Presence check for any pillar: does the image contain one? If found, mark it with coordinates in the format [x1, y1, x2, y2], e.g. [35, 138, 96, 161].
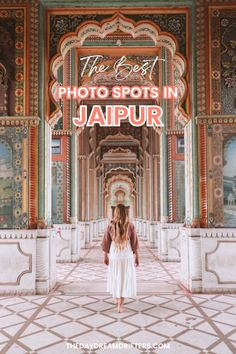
[36, 3, 56, 294]
[69, 48, 80, 260]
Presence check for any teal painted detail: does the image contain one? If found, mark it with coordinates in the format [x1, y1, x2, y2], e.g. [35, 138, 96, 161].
[70, 133, 77, 218]
[52, 161, 64, 223]
[70, 48, 77, 219]
[38, 3, 46, 219]
[189, 1, 199, 221]
[0, 128, 27, 229]
[161, 48, 168, 219]
[54, 66, 63, 130]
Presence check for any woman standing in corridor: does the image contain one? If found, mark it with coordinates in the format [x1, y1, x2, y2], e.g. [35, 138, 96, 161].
[101, 204, 139, 313]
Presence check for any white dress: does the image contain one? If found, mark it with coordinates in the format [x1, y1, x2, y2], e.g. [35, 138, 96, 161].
[107, 238, 137, 298]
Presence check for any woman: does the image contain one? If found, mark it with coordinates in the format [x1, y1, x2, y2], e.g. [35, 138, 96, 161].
[101, 204, 139, 313]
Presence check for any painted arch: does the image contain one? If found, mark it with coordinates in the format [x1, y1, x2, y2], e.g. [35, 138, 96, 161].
[49, 13, 188, 126]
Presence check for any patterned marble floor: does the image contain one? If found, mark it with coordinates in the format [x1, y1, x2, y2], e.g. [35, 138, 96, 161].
[0, 237, 236, 354]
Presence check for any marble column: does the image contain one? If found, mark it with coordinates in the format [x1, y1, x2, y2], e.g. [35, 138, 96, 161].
[36, 229, 56, 294]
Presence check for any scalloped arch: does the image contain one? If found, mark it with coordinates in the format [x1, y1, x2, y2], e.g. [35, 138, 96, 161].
[49, 13, 188, 126]
[104, 166, 136, 180]
[106, 174, 135, 196]
[105, 175, 135, 213]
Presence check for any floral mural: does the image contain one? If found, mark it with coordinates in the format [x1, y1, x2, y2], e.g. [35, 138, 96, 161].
[52, 161, 64, 224]
[211, 7, 236, 114]
[0, 127, 27, 229]
[224, 136, 236, 227]
[0, 138, 13, 228]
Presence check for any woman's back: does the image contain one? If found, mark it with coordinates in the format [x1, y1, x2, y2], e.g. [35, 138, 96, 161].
[101, 204, 139, 311]
[102, 221, 139, 255]
[109, 234, 133, 259]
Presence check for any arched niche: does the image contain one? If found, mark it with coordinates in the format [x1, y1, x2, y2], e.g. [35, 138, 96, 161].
[105, 175, 135, 220]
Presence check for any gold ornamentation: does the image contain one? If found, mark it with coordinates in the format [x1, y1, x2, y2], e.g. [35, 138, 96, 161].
[0, 117, 39, 127]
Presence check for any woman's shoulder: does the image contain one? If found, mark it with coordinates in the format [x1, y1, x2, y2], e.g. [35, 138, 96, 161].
[107, 222, 113, 229]
[108, 222, 116, 231]
[128, 221, 135, 230]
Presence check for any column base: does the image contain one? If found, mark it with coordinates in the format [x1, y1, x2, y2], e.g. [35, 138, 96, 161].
[180, 227, 236, 293]
[0, 229, 57, 296]
[158, 223, 182, 262]
[53, 224, 81, 263]
[54, 224, 72, 262]
[78, 222, 86, 249]
[36, 229, 57, 294]
[0, 230, 37, 295]
[85, 222, 91, 247]
[148, 222, 158, 248]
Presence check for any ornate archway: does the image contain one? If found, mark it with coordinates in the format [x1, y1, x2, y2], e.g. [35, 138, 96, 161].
[48, 12, 189, 225]
[105, 174, 135, 219]
[48, 13, 189, 126]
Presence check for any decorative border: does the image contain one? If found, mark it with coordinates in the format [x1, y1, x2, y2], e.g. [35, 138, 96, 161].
[196, 115, 236, 125]
[166, 130, 185, 135]
[0, 242, 32, 285]
[52, 161, 64, 223]
[205, 124, 236, 227]
[167, 135, 173, 221]
[205, 240, 236, 284]
[196, 0, 236, 116]
[0, 289, 35, 295]
[29, 0, 39, 116]
[211, 124, 224, 226]
[0, 116, 39, 126]
[197, 117, 236, 228]
[0, 6, 26, 115]
[0, 0, 39, 115]
[169, 230, 181, 258]
[199, 123, 208, 227]
[29, 126, 38, 224]
[52, 130, 72, 136]
[0, 230, 37, 239]
[209, 5, 236, 115]
[0, 126, 28, 229]
[0, 3, 39, 228]
[201, 229, 236, 238]
[173, 160, 185, 223]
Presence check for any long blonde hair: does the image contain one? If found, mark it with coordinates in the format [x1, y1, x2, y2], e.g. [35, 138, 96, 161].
[111, 204, 129, 249]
